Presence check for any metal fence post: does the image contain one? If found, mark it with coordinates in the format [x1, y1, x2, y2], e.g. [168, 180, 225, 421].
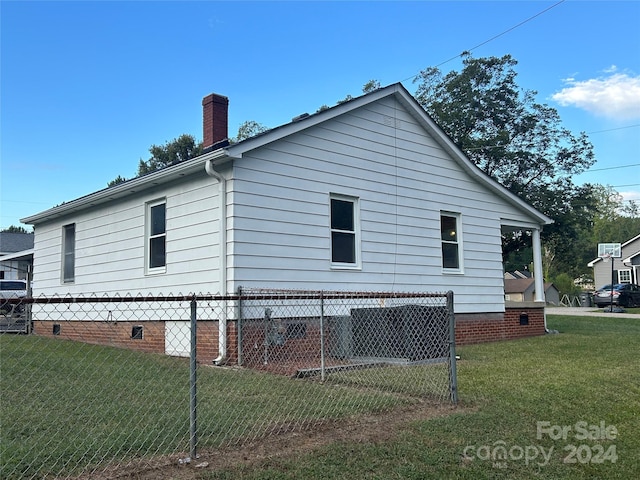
[447, 291, 458, 405]
[320, 291, 326, 382]
[237, 286, 243, 366]
[189, 296, 198, 460]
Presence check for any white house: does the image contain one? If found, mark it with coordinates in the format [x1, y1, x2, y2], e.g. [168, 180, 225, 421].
[22, 83, 553, 357]
[588, 234, 640, 288]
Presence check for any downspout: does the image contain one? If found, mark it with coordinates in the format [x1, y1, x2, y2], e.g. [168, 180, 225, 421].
[531, 228, 549, 332]
[205, 158, 228, 364]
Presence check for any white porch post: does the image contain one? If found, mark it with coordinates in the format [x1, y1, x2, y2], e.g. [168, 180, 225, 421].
[532, 228, 545, 302]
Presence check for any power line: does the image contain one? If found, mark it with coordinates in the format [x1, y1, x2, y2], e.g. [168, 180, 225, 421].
[402, 0, 566, 82]
[587, 125, 640, 135]
[586, 163, 640, 173]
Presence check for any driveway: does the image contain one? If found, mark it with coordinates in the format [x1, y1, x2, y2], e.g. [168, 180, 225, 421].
[545, 306, 638, 319]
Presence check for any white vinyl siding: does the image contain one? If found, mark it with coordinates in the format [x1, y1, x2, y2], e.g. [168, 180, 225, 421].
[29, 92, 544, 315]
[30, 175, 222, 296]
[226, 96, 522, 313]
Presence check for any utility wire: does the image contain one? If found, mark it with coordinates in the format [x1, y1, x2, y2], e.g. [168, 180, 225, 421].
[401, 0, 566, 82]
[587, 125, 640, 135]
[586, 163, 640, 173]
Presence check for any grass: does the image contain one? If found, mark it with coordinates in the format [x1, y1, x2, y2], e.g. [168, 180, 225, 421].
[2, 315, 638, 479]
[0, 336, 417, 479]
[200, 315, 640, 479]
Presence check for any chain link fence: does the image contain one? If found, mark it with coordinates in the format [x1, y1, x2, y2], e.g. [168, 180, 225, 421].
[1, 289, 456, 479]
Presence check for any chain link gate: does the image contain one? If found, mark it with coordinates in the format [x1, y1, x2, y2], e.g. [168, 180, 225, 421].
[0, 289, 456, 479]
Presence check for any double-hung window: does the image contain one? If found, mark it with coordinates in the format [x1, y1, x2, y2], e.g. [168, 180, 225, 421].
[440, 212, 462, 271]
[330, 194, 360, 268]
[62, 223, 75, 283]
[147, 200, 166, 273]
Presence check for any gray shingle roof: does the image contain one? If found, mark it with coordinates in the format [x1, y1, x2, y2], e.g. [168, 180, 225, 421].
[0, 233, 35, 254]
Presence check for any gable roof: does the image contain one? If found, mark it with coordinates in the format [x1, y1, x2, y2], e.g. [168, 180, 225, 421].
[504, 278, 536, 294]
[504, 278, 556, 294]
[504, 270, 532, 280]
[22, 83, 552, 227]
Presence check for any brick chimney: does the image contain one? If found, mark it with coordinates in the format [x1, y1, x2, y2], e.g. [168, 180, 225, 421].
[202, 93, 229, 149]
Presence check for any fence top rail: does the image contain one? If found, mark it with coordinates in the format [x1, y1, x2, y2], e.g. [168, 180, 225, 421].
[17, 290, 453, 305]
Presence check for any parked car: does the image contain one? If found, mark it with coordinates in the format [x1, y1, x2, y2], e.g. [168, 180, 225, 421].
[593, 283, 640, 308]
[0, 279, 27, 315]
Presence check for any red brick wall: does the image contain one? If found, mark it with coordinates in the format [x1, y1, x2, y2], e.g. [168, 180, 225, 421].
[454, 306, 545, 345]
[32, 320, 228, 365]
[31, 305, 545, 367]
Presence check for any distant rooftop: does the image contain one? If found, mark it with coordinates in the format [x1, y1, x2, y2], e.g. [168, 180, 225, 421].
[0, 232, 35, 254]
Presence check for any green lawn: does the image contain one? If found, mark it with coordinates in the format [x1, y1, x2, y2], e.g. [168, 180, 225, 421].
[0, 335, 424, 479]
[201, 315, 640, 479]
[2, 315, 638, 479]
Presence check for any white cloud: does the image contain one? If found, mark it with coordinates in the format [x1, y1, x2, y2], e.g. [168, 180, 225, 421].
[620, 190, 640, 203]
[552, 72, 640, 120]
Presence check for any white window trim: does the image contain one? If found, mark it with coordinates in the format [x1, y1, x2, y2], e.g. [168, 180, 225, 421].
[146, 199, 167, 275]
[330, 193, 361, 270]
[618, 269, 631, 284]
[440, 211, 464, 274]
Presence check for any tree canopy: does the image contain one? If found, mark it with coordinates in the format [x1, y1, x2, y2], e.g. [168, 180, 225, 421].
[233, 121, 268, 142]
[412, 54, 616, 280]
[137, 134, 203, 176]
[414, 54, 595, 211]
[1, 226, 32, 234]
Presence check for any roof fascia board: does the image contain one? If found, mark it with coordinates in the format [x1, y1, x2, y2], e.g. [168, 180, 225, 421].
[21, 149, 228, 224]
[0, 249, 34, 262]
[622, 234, 640, 247]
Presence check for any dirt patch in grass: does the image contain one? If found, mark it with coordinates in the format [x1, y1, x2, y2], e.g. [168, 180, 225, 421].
[91, 401, 463, 480]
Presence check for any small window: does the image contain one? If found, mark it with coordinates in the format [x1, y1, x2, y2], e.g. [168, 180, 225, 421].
[62, 224, 75, 283]
[440, 213, 462, 271]
[618, 270, 631, 284]
[330, 194, 360, 267]
[147, 200, 166, 272]
[131, 325, 144, 340]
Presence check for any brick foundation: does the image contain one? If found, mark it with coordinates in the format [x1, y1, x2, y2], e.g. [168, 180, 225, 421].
[31, 303, 545, 367]
[455, 302, 546, 345]
[31, 320, 233, 365]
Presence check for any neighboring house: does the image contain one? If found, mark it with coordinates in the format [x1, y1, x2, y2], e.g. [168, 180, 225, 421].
[21, 83, 553, 359]
[0, 232, 34, 281]
[504, 277, 560, 305]
[587, 234, 640, 288]
[504, 269, 532, 280]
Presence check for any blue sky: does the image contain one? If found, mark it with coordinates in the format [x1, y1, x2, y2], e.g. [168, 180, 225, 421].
[2, 0, 639, 230]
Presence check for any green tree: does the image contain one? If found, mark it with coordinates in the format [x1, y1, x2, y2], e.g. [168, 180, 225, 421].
[590, 185, 640, 245]
[552, 272, 580, 297]
[362, 80, 381, 93]
[413, 54, 597, 278]
[137, 134, 203, 176]
[1, 225, 31, 233]
[107, 175, 128, 188]
[414, 54, 595, 204]
[233, 121, 268, 142]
